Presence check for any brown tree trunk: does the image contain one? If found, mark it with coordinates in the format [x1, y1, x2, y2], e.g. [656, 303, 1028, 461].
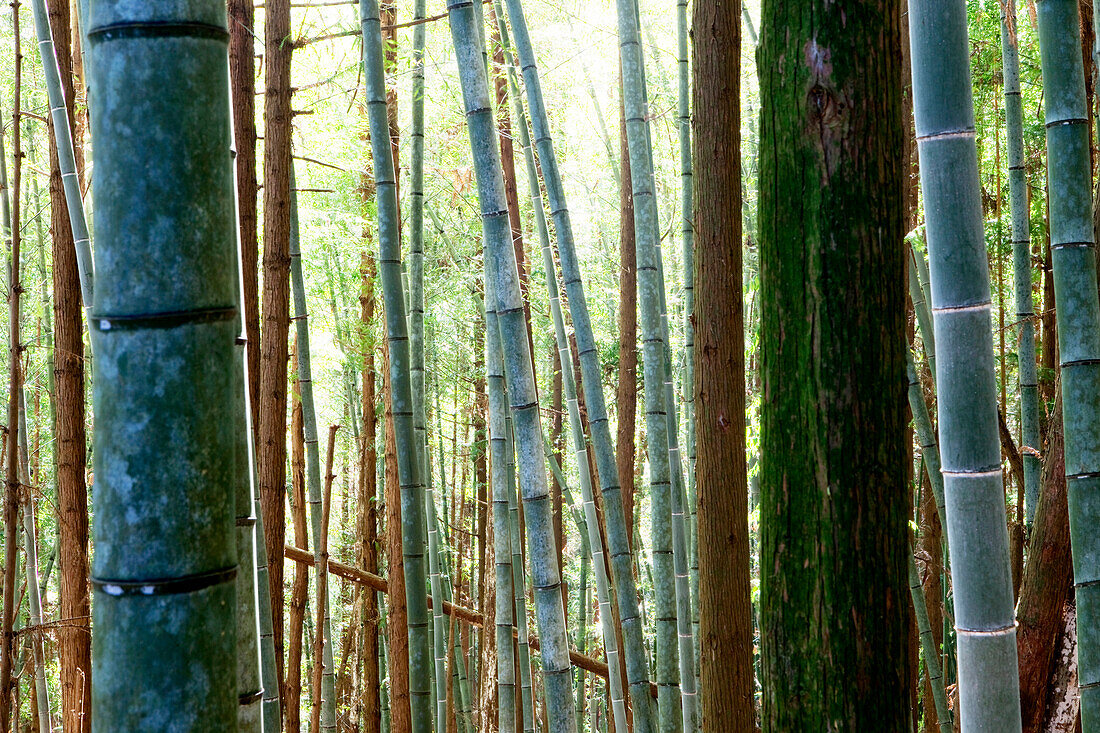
[692, 0, 754, 728]
[48, 1, 90, 729]
[382, 336, 412, 730]
[259, 0, 293, 703]
[359, 252, 381, 733]
[287, 346, 309, 733]
[615, 70, 638, 546]
[229, 0, 260, 432]
[1018, 398, 1072, 733]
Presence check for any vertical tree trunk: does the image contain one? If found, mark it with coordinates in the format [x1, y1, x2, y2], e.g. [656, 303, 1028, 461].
[46, 0, 90, 728]
[383, 338, 412, 731]
[759, 0, 911, 729]
[360, 253, 381, 733]
[229, 0, 260, 433]
[692, 0, 754, 729]
[615, 78, 637, 551]
[288, 366, 310, 733]
[259, 0, 293, 703]
[1017, 400, 1071, 732]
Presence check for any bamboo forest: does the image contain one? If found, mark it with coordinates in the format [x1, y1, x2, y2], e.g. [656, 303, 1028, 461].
[0, 0, 1100, 731]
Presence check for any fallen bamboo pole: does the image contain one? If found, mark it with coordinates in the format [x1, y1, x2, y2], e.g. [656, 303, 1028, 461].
[284, 544, 651, 690]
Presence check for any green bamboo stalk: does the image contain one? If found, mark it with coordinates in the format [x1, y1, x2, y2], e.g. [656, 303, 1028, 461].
[498, 0, 655, 728]
[490, 6, 629, 730]
[677, 0, 701, 697]
[426, 464, 448, 730]
[506, 402, 537, 733]
[254, 497, 282, 730]
[404, 1, 447, 726]
[907, 541, 952, 733]
[359, 3, 433, 728]
[906, 351, 946, 533]
[233, 199, 263, 733]
[86, 2, 239, 727]
[1034, 5, 1100, 726]
[30, 0, 93, 306]
[908, 0, 1022, 727]
[447, 3, 577, 730]
[289, 166, 336, 732]
[907, 242, 937, 381]
[999, 0, 1040, 529]
[486, 272, 518, 733]
[616, 0, 692, 727]
[17, 392, 52, 733]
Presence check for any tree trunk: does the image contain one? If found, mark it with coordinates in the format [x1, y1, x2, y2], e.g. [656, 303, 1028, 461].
[382, 337, 412, 731]
[692, 0, 754, 729]
[288, 370, 310, 733]
[359, 253, 381, 733]
[615, 73, 637, 551]
[759, 0, 911, 729]
[259, 0, 293, 703]
[229, 0, 260, 435]
[47, 0, 90, 728]
[1018, 399, 1071, 732]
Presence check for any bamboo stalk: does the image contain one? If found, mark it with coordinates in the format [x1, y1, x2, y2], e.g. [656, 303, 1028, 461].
[358, 4, 434, 727]
[908, 0, 1023, 726]
[86, 1, 240, 726]
[1034, 2, 1100, 725]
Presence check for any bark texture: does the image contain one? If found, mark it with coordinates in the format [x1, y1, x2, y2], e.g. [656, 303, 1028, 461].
[259, 0, 293, 700]
[47, 2, 90, 729]
[757, 3, 911, 729]
[693, 0, 754, 728]
[1018, 401, 1071, 732]
[229, 0, 260, 427]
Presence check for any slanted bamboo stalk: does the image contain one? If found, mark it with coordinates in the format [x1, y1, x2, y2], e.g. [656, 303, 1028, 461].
[30, 0, 93, 307]
[359, 2, 433, 727]
[447, 2, 577, 729]
[499, 0, 655, 728]
[490, 5, 629, 730]
[17, 392, 52, 733]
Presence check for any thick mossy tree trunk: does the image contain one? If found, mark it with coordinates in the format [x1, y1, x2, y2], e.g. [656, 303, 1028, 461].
[86, 1, 239, 728]
[909, 0, 1022, 728]
[758, 1, 912, 730]
[692, 0, 754, 729]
